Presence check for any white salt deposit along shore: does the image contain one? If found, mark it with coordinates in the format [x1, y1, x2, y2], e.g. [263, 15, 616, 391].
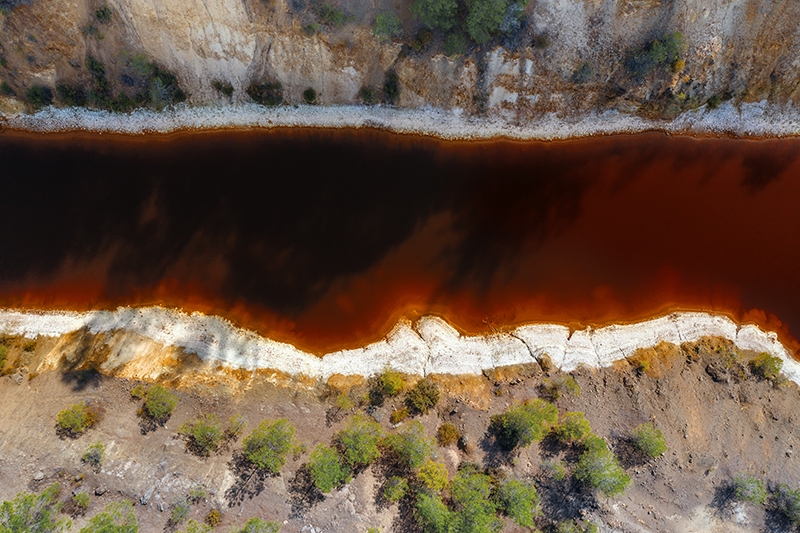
[3, 99, 800, 140]
[0, 306, 798, 384]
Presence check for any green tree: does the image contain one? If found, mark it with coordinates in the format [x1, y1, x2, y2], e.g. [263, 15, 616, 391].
[491, 399, 558, 450]
[308, 444, 351, 493]
[142, 384, 177, 422]
[750, 352, 782, 380]
[383, 420, 436, 470]
[415, 492, 452, 533]
[775, 484, 800, 525]
[574, 447, 630, 497]
[170, 497, 190, 524]
[443, 31, 467, 56]
[733, 473, 767, 504]
[80, 440, 106, 468]
[179, 414, 222, 456]
[177, 519, 212, 533]
[57, 402, 100, 436]
[383, 477, 409, 502]
[553, 412, 591, 444]
[26, 85, 53, 110]
[226, 414, 247, 440]
[465, 0, 507, 45]
[229, 517, 282, 533]
[418, 460, 449, 492]
[631, 422, 667, 457]
[0, 484, 71, 533]
[410, 0, 458, 31]
[79, 501, 137, 533]
[379, 369, 406, 396]
[373, 12, 402, 39]
[449, 466, 501, 533]
[336, 412, 383, 466]
[496, 479, 540, 527]
[242, 419, 295, 473]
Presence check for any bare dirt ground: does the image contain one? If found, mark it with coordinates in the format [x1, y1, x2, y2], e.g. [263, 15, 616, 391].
[0, 334, 799, 532]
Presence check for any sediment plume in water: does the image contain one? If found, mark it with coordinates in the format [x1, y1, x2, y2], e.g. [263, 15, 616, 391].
[0, 130, 799, 356]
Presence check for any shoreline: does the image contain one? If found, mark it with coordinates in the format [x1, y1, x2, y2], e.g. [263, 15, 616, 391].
[3, 99, 800, 140]
[1, 306, 798, 384]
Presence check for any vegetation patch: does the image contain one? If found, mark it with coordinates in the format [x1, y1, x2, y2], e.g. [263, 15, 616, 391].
[436, 422, 459, 446]
[180, 414, 223, 456]
[491, 398, 558, 450]
[749, 352, 782, 381]
[302, 87, 317, 104]
[247, 81, 283, 106]
[25, 85, 52, 110]
[574, 445, 630, 497]
[383, 420, 435, 470]
[383, 476, 408, 502]
[631, 422, 667, 457]
[140, 384, 177, 423]
[308, 444, 351, 493]
[553, 412, 591, 444]
[81, 441, 106, 468]
[242, 418, 294, 473]
[57, 401, 102, 437]
[0, 484, 69, 533]
[336, 412, 383, 466]
[625, 32, 686, 78]
[541, 375, 581, 401]
[732, 472, 767, 504]
[373, 12, 401, 39]
[406, 378, 439, 414]
[212, 80, 234, 97]
[497, 479, 540, 527]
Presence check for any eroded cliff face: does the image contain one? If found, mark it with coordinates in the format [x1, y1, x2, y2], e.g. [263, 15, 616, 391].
[1, 0, 799, 121]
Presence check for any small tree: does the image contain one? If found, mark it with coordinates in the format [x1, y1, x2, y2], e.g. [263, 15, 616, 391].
[406, 378, 440, 415]
[178, 519, 213, 533]
[541, 459, 566, 481]
[410, 0, 458, 31]
[373, 12, 402, 39]
[82, 441, 106, 468]
[57, 402, 101, 436]
[26, 85, 53, 110]
[449, 466, 501, 533]
[491, 399, 558, 450]
[631, 422, 667, 457]
[775, 484, 800, 525]
[383, 420, 436, 470]
[79, 500, 137, 533]
[72, 492, 90, 512]
[180, 414, 223, 456]
[229, 517, 282, 533]
[302, 88, 317, 104]
[415, 492, 452, 533]
[142, 384, 177, 423]
[732, 473, 767, 504]
[170, 497, 190, 525]
[437, 423, 459, 446]
[337, 412, 383, 466]
[418, 460, 448, 492]
[380, 369, 406, 396]
[383, 476, 409, 502]
[226, 414, 247, 440]
[308, 444, 351, 493]
[553, 412, 591, 444]
[465, 0, 508, 45]
[242, 419, 294, 473]
[750, 352, 783, 381]
[0, 484, 71, 533]
[541, 375, 581, 401]
[496, 479, 540, 527]
[574, 447, 630, 497]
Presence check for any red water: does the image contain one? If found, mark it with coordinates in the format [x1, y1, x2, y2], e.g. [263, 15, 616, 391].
[0, 129, 798, 355]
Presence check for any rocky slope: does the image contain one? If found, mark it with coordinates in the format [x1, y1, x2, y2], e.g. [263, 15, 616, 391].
[1, 0, 800, 134]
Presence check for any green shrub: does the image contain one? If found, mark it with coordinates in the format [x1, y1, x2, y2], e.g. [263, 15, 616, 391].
[73, 492, 90, 511]
[491, 399, 558, 450]
[732, 472, 767, 504]
[406, 378, 439, 414]
[449, 465, 501, 533]
[229, 517, 282, 533]
[336, 393, 354, 411]
[553, 412, 591, 444]
[0, 345, 7, 369]
[316, 2, 348, 26]
[308, 444, 351, 493]
[380, 369, 406, 396]
[57, 402, 100, 436]
[497, 479, 540, 527]
[632, 422, 667, 457]
[170, 497, 190, 524]
[383, 71, 401, 105]
[437, 423, 459, 446]
[56, 83, 87, 107]
[390, 408, 409, 424]
[337, 412, 383, 466]
[418, 460, 448, 492]
[574, 447, 630, 497]
[212, 80, 234, 97]
[180, 414, 223, 456]
[148, 67, 187, 110]
[205, 509, 222, 527]
[541, 375, 581, 401]
[359, 86, 378, 105]
[626, 32, 686, 78]
[0, 81, 11, 96]
[226, 414, 247, 440]
[374, 12, 401, 38]
[383, 420, 436, 470]
[443, 31, 467, 56]
[142, 384, 177, 422]
[82, 441, 106, 468]
[750, 352, 782, 381]
[178, 519, 213, 533]
[130, 384, 146, 400]
[26, 85, 52, 109]
[0, 484, 70, 533]
[465, 0, 507, 44]
[582, 433, 608, 453]
[78, 500, 137, 533]
[247, 81, 283, 106]
[706, 94, 721, 110]
[189, 486, 208, 502]
[302, 87, 317, 104]
[242, 419, 294, 473]
[415, 492, 452, 533]
[383, 476, 408, 502]
[541, 459, 566, 481]
[775, 484, 800, 525]
[410, 0, 458, 31]
[95, 5, 112, 22]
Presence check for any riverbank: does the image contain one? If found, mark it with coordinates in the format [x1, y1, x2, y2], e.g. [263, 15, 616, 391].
[3, 99, 800, 140]
[1, 307, 797, 385]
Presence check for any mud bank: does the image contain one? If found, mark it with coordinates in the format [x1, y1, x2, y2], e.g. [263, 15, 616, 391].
[3, 99, 800, 139]
[0, 307, 797, 383]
